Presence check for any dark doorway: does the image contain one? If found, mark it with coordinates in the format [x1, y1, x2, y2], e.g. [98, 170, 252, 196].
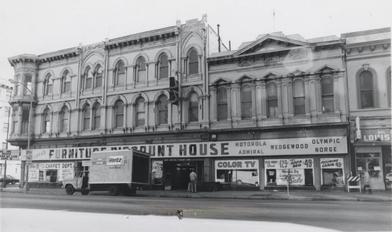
[163, 160, 203, 190]
[304, 169, 313, 186]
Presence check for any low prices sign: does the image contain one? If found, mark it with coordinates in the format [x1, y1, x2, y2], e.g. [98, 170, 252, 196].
[320, 158, 344, 169]
[277, 169, 305, 185]
[265, 158, 313, 169]
[215, 160, 259, 170]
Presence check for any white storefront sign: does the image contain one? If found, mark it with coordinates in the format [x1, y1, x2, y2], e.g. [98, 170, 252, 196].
[28, 162, 74, 182]
[215, 160, 259, 170]
[21, 136, 347, 161]
[320, 158, 344, 169]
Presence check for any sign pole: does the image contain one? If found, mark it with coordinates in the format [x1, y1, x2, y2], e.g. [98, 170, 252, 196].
[287, 169, 291, 197]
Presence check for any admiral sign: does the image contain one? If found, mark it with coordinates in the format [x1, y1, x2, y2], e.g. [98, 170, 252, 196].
[21, 136, 347, 161]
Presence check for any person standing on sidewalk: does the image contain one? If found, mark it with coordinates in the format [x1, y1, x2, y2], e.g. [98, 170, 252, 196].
[189, 169, 197, 193]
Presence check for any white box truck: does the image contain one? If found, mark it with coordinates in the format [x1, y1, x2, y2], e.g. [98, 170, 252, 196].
[63, 149, 151, 196]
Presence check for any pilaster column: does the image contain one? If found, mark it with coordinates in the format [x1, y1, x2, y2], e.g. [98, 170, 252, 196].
[255, 80, 263, 120]
[334, 74, 341, 114]
[281, 78, 289, 119]
[226, 86, 232, 121]
[198, 55, 202, 75]
[309, 76, 318, 117]
[287, 78, 293, 117]
[277, 79, 283, 119]
[210, 86, 218, 122]
[251, 83, 257, 120]
[304, 78, 311, 116]
[146, 63, 150, 87]
[260, 81, 267, 119]
[124, 66, 129, 89]
[100, 105, 106, 130]
[17, 104, 22, 135]
[231, 83, 241, 120]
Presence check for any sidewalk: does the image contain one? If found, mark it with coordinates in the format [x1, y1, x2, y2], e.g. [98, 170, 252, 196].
[1, 186, 391, 202]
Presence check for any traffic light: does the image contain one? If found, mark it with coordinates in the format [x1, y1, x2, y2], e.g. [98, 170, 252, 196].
[169, 76, 179, 105]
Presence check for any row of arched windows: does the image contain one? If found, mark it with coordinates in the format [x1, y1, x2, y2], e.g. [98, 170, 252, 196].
[214, 76, 335, 121]
[41, 48, 200, 95]
[40, 92, 200, 134]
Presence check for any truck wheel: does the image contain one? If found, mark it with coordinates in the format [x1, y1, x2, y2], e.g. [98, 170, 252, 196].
[65, 185, 75, 195]
[108, 185, 119, 196]
[81, 188, 89, 195]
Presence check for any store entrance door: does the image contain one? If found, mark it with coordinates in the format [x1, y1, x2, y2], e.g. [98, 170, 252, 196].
[163, 160, 203, 190]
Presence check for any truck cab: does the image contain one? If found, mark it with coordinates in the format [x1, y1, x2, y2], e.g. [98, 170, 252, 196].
[63, 162, 89, 195]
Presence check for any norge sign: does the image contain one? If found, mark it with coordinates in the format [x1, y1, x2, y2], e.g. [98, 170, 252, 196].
[21, 136, 347, 161]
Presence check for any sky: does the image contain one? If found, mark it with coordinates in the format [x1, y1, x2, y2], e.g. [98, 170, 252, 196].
[0, 0, 390, 83]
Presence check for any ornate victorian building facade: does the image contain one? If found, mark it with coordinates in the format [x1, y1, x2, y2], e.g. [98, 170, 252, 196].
[7, 19, 390, 190]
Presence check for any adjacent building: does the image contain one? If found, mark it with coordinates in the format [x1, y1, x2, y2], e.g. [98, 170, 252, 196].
[343, 28, 391, 190]
[7, 17, 390, 191]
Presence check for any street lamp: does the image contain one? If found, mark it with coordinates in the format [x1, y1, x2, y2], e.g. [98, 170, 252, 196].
[8, 79, 33, 192]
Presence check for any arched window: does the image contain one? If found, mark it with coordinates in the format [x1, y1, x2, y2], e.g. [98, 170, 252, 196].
[156, 95, 168, 125]
[84, 66, 93, 90]
[386, 68, 391, 107]
[23, 74, 32, 95]
[267, 82, 278, 118]
[92, 103, 101, 130]
[241, 85, 252, 119]
[82, 104, 90, 131]
[136, 57, 146, 82]
[135, 97, 145, 127]
[11, 106, 17, 134]
[321, 76, 334, 113]
[188, 48, 199, 75]
[217, 87, 228, 121]
[21, 105, 29, 134]
[114, 60, 125, 87]
[189, 92, 199, 122]
[43, 73, 53, 96]
[42, 108, 51, 133]
[358, 70, 375, 108]
[61, 70, 71, 93]
[59, 106, 69, 133]
[114, 100, 124, 128]
[293, 79, 305, 115]
[158, 53, 169, 79]
[94, 64, 103, 88]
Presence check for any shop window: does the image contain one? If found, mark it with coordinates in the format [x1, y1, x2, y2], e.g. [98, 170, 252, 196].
[320, 158, 344, 187]
[156, 95, 168, 125]
[114, 60, 126, 87]
[188, 92, 198, 122]
[321, 76, 334, 113]
[266, 82, 278, 118]
[45, 170, 58, 183]
[217, 87, 228, 121]
[240, 85, 252, 119]
[215, 160, 259, 187]
[39, 170, 44, 182]
[264, 158, 314, 186]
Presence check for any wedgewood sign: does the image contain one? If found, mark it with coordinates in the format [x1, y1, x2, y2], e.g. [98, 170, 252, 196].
[21, 136, 347, 161]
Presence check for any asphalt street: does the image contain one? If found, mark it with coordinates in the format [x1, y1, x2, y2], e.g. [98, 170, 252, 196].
[1, 192, 391, 231]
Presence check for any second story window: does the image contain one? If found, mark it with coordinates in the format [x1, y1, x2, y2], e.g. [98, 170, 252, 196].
[114, 100, 124, 128]
[92, 103, 101, 130]
[158, 53, 169, 79]
[241, 86, 252, 119]
[136, 57, 147, 83]
[82, 104, 90, 131]
[217, 87, 228, 121]
[293, 79, 305, 115]
[188, 48, 199, 75]
[267, 82, 278, 118]
[189, 92, 199, 122]
[321, 76, 334, 113]
[43, 74, 53, 96]
[21, 105, 29, 134]
[59, 106, 69, 133]
[42, 108, 51, 133]
[24, 74, 32, 95]
[358, 70, 375, 109]
[94, 65, 103, 88]
[114, 60, 126, 87]
[11, 107, 17, 134]
[61, 70, 71, 93]
[156, 95, 168, 125]
[84, 66, 93, 90]
[135, 97, 145, 127]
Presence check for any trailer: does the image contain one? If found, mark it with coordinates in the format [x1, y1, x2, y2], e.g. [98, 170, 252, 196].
[63, 149, 151, 196]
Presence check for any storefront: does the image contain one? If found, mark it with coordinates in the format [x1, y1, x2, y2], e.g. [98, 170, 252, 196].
[21, 133, 348, 191]
[354, 128, 391, 190]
